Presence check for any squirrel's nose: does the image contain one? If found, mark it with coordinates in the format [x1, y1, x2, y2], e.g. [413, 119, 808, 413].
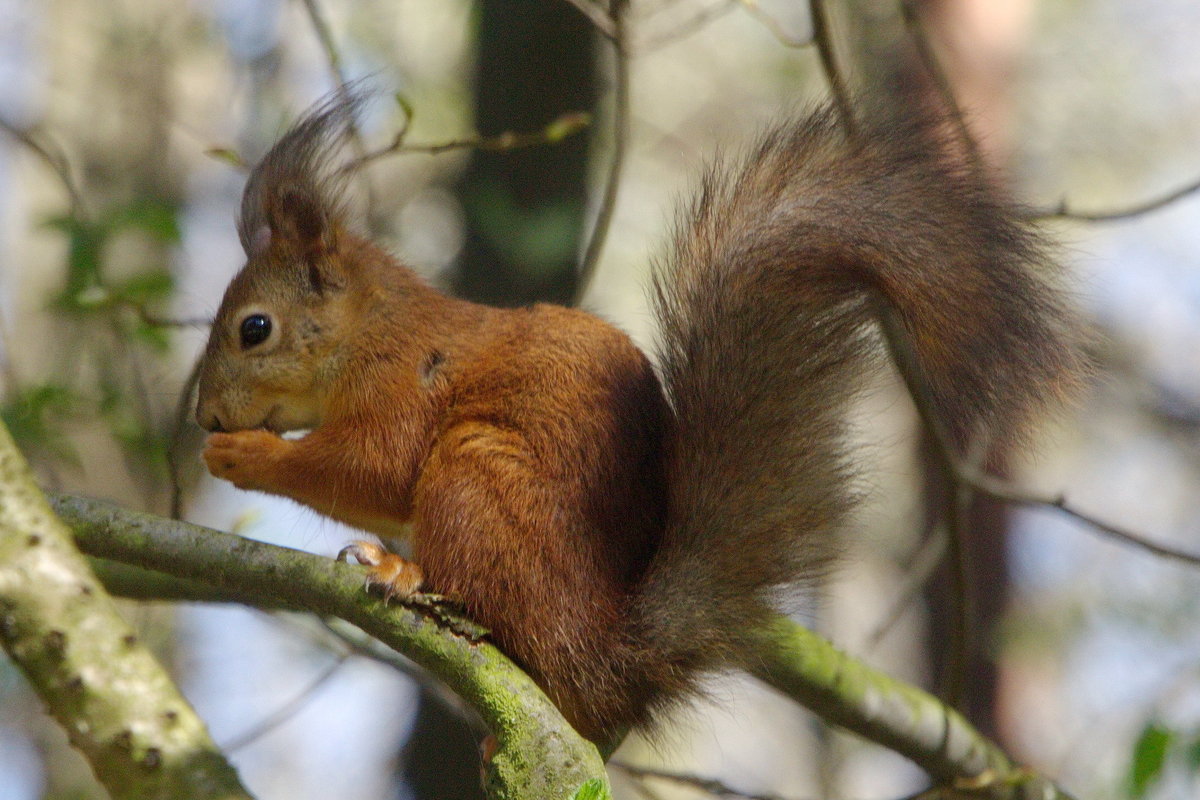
[196, 404, 226, 433]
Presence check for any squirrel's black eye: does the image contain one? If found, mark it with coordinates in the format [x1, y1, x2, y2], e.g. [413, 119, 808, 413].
[239, 314, 273, 349]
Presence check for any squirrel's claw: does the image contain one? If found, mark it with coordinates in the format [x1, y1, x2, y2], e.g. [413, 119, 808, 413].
[337, 540, 424, 601]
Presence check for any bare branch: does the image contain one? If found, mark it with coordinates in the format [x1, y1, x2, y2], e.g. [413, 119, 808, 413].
[611, 761, 796, 800]
[1032, 173, 1200, 222]
[809, 0, 855, 134]
[166, 356, 204, 521]
[749, 617, 1078, 799]
[965, 476, 1200, 567]
[864, 525, 947, 652]
[0, 116, 87, 218]
[739, 0, 814, 48]
[296, 0, 382, 220]
[558, 0, 618, 39]
[340, 109, 591, 174]
[635, 1, 737, 52]
[899, 0, 986, 176]
[299, 0, 349, 89]
[223, 653, 350, 752]
[575, 0, 632, 304]
[122, 298, 211, 329]
[874, 300, 1200, 569]
[636, 0, 813, 53]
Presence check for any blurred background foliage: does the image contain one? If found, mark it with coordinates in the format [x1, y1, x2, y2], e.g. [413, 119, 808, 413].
[2, 1, 1200, 798]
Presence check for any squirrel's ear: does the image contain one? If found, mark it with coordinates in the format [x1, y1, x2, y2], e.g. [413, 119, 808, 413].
[265, 184, 339, 259]
[248, 225, 272, 257]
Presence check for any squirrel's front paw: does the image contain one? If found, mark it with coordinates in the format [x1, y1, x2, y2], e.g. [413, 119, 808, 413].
[203, 430, 290, 492]
[338, 541, 424, 601]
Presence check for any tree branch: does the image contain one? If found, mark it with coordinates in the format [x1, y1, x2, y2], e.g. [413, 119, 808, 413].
[1031, 173, 1200, 222]
[874, 300, 1200, 568]
[0, 116, 87, 218]
[45, 492, 1081, 797]
[749, 616, 1077, 799]
[899, 0, 985, 177]
[810, 0, 855, 135]
[575, 0, 632, 304]
[48, 493, 611, 800]
[0, 424, 252, 800]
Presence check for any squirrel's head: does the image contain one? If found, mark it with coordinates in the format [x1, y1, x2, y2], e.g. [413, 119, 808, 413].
[196, 90, 366, 434]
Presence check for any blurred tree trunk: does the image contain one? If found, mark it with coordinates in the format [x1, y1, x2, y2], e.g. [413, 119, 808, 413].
[450, 0, 598, 307]
[402, 3, 599, 797]
[916, 0, 1034, 742]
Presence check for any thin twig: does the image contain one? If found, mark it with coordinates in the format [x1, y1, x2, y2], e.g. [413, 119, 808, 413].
[899, 0, 985, 176]
[1032, 173, 1200, 222]
[0, 116, 87, 218]
[122, 298, 211, 329]
[223, 653, 351, 752]
[942, 471, 973, 709]
[739, 0, 814, 48]
[610, 762, 798, 800]
[299, 0, 348, 88]
[339, 111, 590, 174]
[864, 525, 947, 652]
[635, 0, 737, 53]
[558, 0, 618, 39]
[297, 0, 379, 219]
[967, 475, 1200, 567]
[633, 0, 690, 20]
[872, 299, 972, 708]
[874, 300, 1200, 569]
[166, 355, 204, 520]
[574, 0, 632, 304]
[809, 0, 855, 135]
[312, 616, 482, 731]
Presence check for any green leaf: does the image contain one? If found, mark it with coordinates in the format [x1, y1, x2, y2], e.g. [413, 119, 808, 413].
[1184, 732, 1200, 771]
[42, 214, 107, 310]
[204, 147, 248, 169]
[114, 269, 174, 305]
[110, 198, 181, 243]
[543, 111, 591, 143]
[1128, 722, 1173, 798]
[393, 93, 415, 123]
[571, 778, 610, 800]
[1, 383, 80, 466]
[131, 320, 172, 352]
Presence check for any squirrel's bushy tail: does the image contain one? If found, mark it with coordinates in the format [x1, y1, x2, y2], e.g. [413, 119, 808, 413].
[634, 105, 1083, 714]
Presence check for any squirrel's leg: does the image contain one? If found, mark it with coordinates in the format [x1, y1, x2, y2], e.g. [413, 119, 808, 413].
[336, 541, 424, 600]
[206, 429, 380, 509]
[204, 426, 423, 572]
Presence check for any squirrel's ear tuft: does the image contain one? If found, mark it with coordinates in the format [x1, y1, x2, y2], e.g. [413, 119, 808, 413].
[237, 86, 370, 259]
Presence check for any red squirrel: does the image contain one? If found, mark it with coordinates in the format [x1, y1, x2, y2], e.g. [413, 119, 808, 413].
[195, 91, 1083, 743]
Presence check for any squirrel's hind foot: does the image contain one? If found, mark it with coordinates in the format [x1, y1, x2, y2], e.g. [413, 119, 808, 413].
[337, 540, 424, 601]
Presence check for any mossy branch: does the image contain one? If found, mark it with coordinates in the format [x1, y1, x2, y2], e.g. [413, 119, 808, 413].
[42, 493, 1080, 799]
[48, 493, 610, 800]
[750, 617, 1077, 799]
[0, 424, 252, 800]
